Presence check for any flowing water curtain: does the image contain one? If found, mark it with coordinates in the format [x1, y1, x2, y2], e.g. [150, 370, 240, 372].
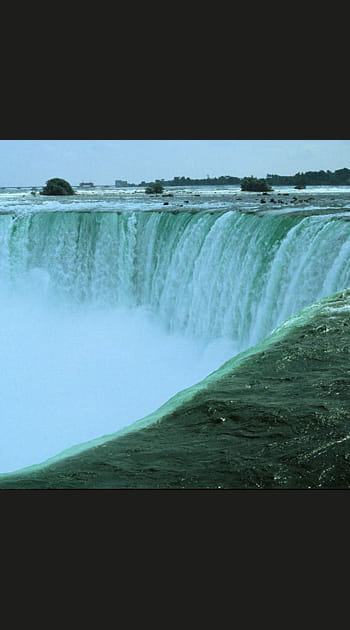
[1, 210, 350, 352]
[0, 215, 14, 293]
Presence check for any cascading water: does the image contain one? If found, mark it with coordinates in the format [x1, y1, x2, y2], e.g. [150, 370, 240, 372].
[1, 205, 350, 473]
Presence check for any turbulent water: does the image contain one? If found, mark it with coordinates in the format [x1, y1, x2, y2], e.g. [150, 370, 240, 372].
[1, 185, 350, 473]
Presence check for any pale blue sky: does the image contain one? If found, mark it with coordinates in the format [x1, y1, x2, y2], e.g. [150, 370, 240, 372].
[0, 140, 349, 187]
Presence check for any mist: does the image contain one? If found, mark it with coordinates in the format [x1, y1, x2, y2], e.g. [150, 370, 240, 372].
[0, 283, 235, 473]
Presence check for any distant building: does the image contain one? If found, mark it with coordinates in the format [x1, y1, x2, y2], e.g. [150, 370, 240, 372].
[115, 179, 130, 187]
[79, 182, 95, 188]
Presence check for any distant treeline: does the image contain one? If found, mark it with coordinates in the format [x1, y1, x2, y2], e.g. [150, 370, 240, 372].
[118, 168, 350, 188]
[138, 175, 242, 187]
[266, 168, 350, 186]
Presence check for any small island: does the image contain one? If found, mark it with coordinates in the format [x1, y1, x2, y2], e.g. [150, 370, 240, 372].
[145, 182, 164, 194]
[240, 176, 272, 192]
[40, 178, 75, 196]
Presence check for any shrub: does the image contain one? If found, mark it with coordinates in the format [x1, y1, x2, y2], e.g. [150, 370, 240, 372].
[40, 178, 75, 196]
[145, 182, 164, 194]
[241, 176, 272, 192]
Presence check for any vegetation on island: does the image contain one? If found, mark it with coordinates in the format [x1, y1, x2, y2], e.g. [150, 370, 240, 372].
[40, 178, 75, 196]
[32, 168, 350, 196]
[145, 182, 164, 194]
[241, 176, 272, 192]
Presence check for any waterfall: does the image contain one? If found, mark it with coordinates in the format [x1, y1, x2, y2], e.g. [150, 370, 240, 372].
[1, 210, 349, 352]
[1, 208, 350, 473]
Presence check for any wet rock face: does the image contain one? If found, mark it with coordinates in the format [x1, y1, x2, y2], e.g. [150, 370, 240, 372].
[2, 291, 350, 490]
